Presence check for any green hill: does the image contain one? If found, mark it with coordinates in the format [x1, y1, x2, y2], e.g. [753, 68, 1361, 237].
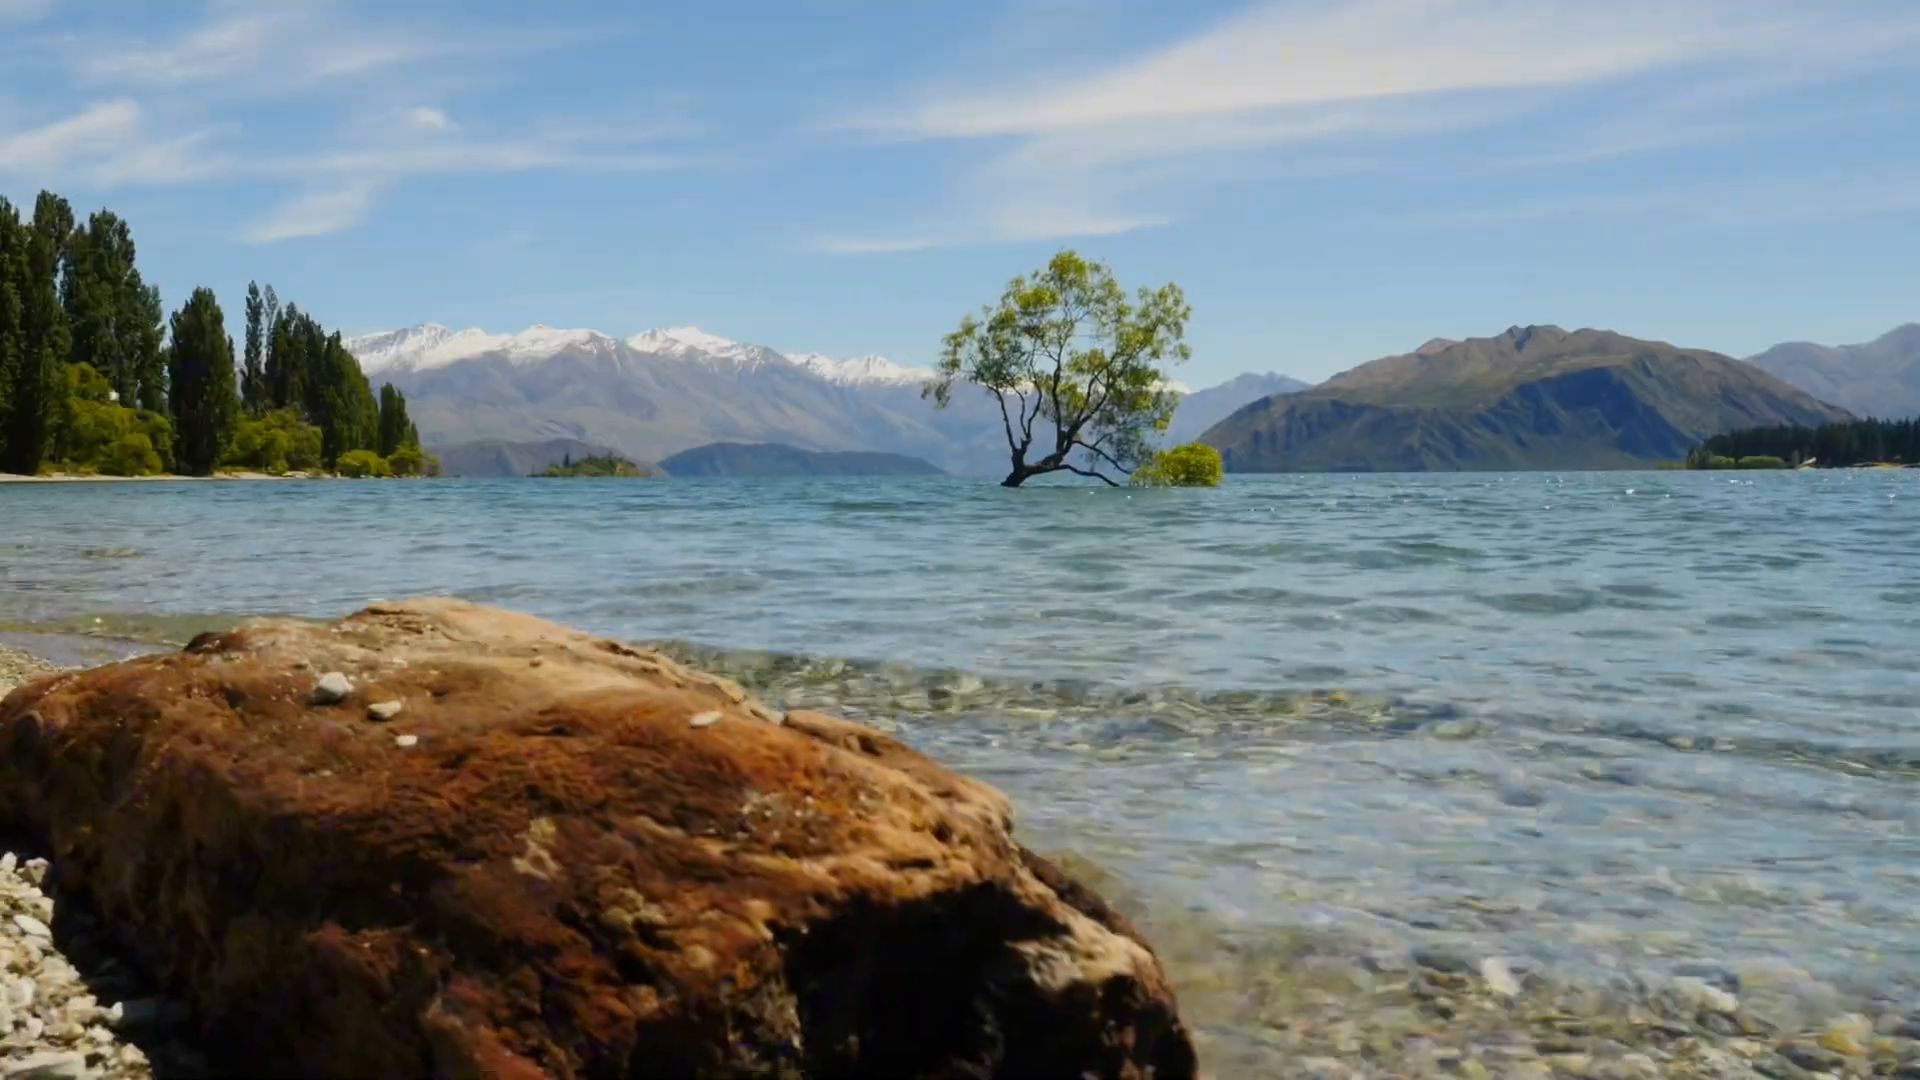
[1201, 326, 1853, 472]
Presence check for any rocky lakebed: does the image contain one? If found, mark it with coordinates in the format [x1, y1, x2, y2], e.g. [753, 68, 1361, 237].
[1, 607, 1918, 1079]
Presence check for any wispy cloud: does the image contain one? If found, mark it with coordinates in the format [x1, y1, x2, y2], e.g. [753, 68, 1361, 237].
[245, 183, 378, 243]
[822, 0, 1920, 252]
[2, 1, 701, 242]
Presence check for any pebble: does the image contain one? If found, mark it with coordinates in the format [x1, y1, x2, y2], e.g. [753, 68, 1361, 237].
[1480, 957, 1522, 998]
[688, 711, 722, 729]
[1, 1051, 89, 1079]
[1670, 975, 1740, 1015]
[1411, 945, 1476, 974]
[6, 919, 47, 942]
[0, 841, 175, 1080]
[366, 700, 403, 722]
[309, 671, 352, 705]
[393, 734, 419, 748]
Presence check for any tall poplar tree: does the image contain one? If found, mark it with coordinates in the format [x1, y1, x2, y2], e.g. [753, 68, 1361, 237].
[166, 287, 240, 475]
[61, 210, 164, 411]
[0, 193, 75, 475]
[242, 280, 265, 410]
[376, 382, 415, 456]
[0, 198, 25, 466]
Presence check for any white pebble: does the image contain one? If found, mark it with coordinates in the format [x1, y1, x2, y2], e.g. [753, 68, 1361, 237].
[1671, 975, 1740, 1014]
[689, 711, 723, 729]
[310, 671, 353, 705]
[1480, 956, 1522, 998]
[0, 1049, 89, 1079]
[367, 700, 404, 722]
[394, 734, 419, 748]
[9, 915, 48, 940]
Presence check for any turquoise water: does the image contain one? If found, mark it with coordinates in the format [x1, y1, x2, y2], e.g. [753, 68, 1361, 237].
[2, 472, 1917, 1016]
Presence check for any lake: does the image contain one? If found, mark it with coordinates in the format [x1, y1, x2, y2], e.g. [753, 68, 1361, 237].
[3, 470, 1916, 1071]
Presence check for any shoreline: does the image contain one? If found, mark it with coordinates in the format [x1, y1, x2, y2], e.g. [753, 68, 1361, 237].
[0, 471, 324, 484]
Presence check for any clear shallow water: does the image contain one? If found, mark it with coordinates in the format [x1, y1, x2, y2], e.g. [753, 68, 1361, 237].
[2, 472, 1918, 1022]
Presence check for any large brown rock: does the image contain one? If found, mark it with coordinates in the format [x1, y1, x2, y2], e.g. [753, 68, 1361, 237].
[0, 599, 1196, 1079]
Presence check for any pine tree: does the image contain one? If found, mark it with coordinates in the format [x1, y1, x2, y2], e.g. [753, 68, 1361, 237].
[1, 193, 74, 475]
[242, 281, 265, 411]
[166, 287, 239, 475]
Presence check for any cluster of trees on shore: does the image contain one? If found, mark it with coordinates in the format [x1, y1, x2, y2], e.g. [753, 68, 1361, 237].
[538, 452, 653, 477]
[1687, 417, 1918, 469]
[0, 189, 434, 477]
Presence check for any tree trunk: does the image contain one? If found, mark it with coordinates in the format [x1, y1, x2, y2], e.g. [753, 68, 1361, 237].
[1000, 468, 1030, 488]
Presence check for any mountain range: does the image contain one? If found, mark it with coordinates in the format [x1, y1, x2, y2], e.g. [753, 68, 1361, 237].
[348, 323, 1217, 476]
[352, 317, 1912, 476]
[1201, 326, 1852, 472]
[1744, 323, 1920, 420]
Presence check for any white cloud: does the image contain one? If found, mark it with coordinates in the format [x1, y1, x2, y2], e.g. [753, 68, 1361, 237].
[244, 183, 378, 243]
[0, 99, 142, 173]
[405, 105, 455, 132]
[825, 0, 1920, 251]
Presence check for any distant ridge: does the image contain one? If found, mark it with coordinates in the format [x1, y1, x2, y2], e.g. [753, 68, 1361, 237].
[657, 442, 943, 478]
[1201, 325, 1852, 472]
[1745, 323, 1920, 420]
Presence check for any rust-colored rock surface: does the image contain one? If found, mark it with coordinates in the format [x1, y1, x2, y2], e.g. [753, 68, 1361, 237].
[0, 599, 1196, 1079]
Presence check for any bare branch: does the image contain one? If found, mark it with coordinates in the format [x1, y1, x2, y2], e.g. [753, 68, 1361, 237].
[1059, 462, 1120, 486]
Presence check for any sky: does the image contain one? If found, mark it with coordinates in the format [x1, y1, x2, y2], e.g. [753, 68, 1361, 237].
[2, 0, 1918, 387]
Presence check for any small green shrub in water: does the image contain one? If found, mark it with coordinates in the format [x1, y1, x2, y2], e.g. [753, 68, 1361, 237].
[335, 449, 391, 478]
[1734, 455, 1788, 470]
[1131, 442, 1224, 487]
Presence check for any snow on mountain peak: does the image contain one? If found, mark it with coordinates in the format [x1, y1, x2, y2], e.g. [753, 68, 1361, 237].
[350, 320, 925, 386]
[786, 351, 933, 387]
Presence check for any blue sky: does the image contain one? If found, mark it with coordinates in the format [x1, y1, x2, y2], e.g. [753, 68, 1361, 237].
[3, 0, 1918, 386]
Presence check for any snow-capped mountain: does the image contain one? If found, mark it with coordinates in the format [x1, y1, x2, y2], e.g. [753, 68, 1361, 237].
[344, 319, 1292, 476]
[785, 351, 934, 387]
[349, 324, 624, 374]
[347, 321, 929, 386]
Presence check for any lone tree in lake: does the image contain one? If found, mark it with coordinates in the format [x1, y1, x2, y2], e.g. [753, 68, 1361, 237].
[923, 250, 1191, 487]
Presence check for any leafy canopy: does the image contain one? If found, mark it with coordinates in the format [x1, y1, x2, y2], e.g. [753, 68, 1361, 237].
[1131, 442, 1224, 488]
[924, 250, 1190, 487]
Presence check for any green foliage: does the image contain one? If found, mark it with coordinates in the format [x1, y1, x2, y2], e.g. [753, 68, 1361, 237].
[166, 287, 241, 475]
[61, 210, 165, 411]
[925, 250, 1191, 487]
[98, 433, 163, 477]
[1734, 455, 1788, 470]
[1688, 418, 1918, 469]
[0, 192, 74, 475]
[224, 408, 322, 474]
[539, 453, 650, 477]
[48, 363, 173, 475]
[1, 193, 402, 479]
[1131, 442, 1224, 487]
[376, 382, 417, 457]
[335, 448, 391, 478]
[242, 280, 266, 410]
[388, 443, 424, 477]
